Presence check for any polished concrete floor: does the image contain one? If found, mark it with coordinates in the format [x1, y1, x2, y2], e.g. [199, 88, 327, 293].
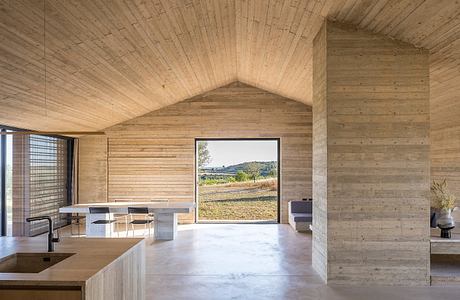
[27, 223, 460, 299]
[145, 224, 460, 300]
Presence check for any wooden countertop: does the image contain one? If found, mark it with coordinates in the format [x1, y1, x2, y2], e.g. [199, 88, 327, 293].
[0, 236, 144, 287]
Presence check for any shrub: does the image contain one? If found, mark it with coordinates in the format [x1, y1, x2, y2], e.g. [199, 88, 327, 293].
[235, 171, 248, 182]
[259, 179, 278, 191]
[199, 176, 236, 186]
[268, 167, 277, 177]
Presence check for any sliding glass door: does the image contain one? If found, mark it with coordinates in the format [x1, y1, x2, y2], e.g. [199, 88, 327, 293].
[28, 135, 69, 235]
[0, 127, 73, 236]
[0, 129, 5, 235]
[5, 131, 12, 236]
[0, 128, 13, 236]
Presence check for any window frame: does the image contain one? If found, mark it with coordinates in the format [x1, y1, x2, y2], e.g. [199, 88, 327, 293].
[0, 125, 74, 236]
[194, 137, 281, 224]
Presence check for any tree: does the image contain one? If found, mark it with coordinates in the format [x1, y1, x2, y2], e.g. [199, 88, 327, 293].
[268, 167, 277, 177]
[245, 162, 261, 183]
[235, 170, 248, 182]
[198, 141, 211, 170]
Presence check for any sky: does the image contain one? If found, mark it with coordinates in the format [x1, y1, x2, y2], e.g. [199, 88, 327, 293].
[201, 140, 278, 168]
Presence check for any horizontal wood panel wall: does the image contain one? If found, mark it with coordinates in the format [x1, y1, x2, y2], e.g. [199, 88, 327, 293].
[430, 55, 460, 204]
[313, 21, 430, 285]
[78, 136, 107, 203]
[78, 82, 312, 223]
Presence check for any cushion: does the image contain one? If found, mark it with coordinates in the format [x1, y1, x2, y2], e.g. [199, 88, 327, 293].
[291, 213, 312, 223]
[92, 220, 116, 224]
[290, 201, 312, 213]
[130, 219, 153, 225]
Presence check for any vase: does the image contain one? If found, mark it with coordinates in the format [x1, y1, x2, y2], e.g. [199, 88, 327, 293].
[437, 208, 455, 229]
[437, 208, 455, 238]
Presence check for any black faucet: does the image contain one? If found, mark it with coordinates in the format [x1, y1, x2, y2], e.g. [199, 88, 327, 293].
[26, 216, 60, 252]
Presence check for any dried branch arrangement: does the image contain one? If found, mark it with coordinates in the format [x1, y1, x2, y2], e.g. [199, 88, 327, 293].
[431, 179, 456, 210]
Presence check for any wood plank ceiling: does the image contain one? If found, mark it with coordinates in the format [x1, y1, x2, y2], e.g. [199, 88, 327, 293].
[0, 0, 459, 131]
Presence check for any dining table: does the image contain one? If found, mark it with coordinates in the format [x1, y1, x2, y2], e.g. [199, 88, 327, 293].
[59, 201, 195, 240]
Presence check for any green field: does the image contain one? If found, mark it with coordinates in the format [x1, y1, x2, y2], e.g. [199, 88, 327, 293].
[198, 179, 278, 221]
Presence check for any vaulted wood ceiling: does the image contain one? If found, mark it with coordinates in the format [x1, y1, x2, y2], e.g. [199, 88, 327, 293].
[1, 0, 459, 131]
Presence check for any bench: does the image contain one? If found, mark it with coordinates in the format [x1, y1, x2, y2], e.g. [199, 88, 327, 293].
[288, 200, 312, 232]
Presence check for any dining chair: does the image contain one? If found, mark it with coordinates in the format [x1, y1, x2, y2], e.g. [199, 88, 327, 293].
[65, 213, 86, 236]
[113, 199, 131, 236]
[89, 206, 117, 237]
[127, 207, 154, 238]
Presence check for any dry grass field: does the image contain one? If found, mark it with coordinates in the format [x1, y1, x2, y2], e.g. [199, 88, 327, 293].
[198, 179, 278, 221]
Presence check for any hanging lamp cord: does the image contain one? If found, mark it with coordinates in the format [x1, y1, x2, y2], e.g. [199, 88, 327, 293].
[43, 0, 47, 121]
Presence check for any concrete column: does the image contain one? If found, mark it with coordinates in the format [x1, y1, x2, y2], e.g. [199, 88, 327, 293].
[312, 21, 430, 286]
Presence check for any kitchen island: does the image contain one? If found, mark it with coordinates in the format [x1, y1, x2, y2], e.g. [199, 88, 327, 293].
[0, 237, 145, 300]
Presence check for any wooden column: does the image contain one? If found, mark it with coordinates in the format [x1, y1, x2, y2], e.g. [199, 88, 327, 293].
[312, 21, 430, 286]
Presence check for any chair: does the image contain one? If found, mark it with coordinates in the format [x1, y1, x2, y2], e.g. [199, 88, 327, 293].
[128, 207, 153, 238]
[113, 200, 131, 236]
[65, 213, 86, 236]
[89, 207, 117, 237]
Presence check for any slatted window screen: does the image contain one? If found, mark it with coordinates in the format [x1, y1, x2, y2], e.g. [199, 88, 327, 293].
[28, 135, 68, 235]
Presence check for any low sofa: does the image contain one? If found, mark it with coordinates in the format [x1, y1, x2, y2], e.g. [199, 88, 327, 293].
[288, 200, 312, 232]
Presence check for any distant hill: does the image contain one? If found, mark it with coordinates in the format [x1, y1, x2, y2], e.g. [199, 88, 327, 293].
[202, 161, 277, 176]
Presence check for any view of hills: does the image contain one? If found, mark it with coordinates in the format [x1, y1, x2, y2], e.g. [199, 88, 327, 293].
[202, 161, 277, 176]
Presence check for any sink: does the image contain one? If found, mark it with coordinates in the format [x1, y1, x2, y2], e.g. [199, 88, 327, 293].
[0, 252, 75, 273]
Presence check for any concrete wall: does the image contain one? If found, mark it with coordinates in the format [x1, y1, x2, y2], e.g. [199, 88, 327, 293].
[312, 21, 430, 285]
[311, 23, 328, 282]
[78, 82, 312, 223]
[78, 136, 108, 203]
[430, 52, 460, 205]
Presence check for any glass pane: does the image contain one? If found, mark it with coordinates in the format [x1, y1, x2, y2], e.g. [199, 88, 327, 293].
[28, 135, 68, 235]
[197, 140, 279, 223]
[6, 131, 12, 236]
[0, 131, 2, 236]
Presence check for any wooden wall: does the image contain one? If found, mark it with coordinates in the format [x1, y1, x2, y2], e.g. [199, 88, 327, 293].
[312, 21, 430, 285]
[430, 55, 460, 204]
[85, 240, 145, 300]
[78, 82, 312, 223]
[78, 136, 108, 203]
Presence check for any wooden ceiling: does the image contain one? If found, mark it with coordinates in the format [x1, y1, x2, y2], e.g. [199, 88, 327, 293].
[1, 0, 459, 131]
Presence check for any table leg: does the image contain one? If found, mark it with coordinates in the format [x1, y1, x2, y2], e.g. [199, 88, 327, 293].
[154, 213, 178, 240]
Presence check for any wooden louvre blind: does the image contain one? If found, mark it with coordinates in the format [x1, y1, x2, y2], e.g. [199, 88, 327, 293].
[28, 135, 68, 235]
